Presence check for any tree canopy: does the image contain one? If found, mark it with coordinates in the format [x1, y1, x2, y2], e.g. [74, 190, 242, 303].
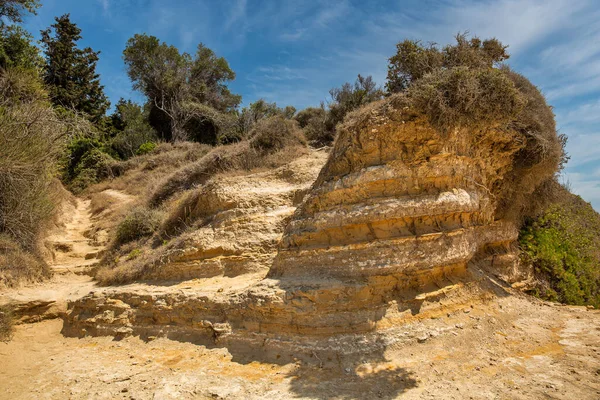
[123, 34, 241, 143]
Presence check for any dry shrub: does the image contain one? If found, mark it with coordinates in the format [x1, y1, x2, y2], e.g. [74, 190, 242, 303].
[115, 206, 163, 246]
[249, 116, 306, 152]
[89, 191, 119, 216]
[149, 142, 254, 206]
[385, 34, 564, 222]
[0, 68, 65, 286]
[492, 68, 566, 220]
[408, 67, 524, 134]
[95, 248, 159, 285]
[0, 70, 62, 252]
[0, 234, 50, 288]
[150, 117, 306, 206]
[87, 141, 212, 200]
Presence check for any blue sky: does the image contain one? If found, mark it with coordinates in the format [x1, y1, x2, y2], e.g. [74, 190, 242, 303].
[22, 0, 600, 210]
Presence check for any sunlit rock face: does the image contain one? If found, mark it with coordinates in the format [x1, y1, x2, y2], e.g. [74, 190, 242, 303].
[64, 96, 538, 343]
[270, 95, 524, 283]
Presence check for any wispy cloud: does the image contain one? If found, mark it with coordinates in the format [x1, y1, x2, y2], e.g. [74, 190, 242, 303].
[224, 0, 247, 31]
[99, 0, 110, 14]
[279, 0, 353, 41]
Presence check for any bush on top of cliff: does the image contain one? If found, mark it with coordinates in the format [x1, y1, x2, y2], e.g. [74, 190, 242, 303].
[385, 33, 565, 220]
[520, 185, 600, 308]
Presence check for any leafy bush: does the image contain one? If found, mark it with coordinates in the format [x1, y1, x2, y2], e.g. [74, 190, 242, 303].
[386, 33, 509, 93]
[110, 99, 158, 159]
[136, 141, 157, 155]
[115, 206, 163, 246]
[62, 137, 120, 193]
[294, 75, 383, 145]
[520, 188, 600, 308]
[238, 99, 297, 136]
[294, 106, 330, 144]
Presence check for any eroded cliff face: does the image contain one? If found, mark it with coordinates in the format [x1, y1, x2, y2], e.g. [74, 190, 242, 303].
[139, 151, 329, 282]
[271, 95, 525, 282]
[64, 96, 537, 349]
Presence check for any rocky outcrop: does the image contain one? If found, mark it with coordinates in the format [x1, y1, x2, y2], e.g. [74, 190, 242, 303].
[139, 151, 329, 281]
[64, 96, 541, 348]
[270, 96, 524, 281]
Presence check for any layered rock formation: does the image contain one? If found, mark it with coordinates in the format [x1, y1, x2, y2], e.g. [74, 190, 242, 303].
[64, 96, 540, 349]
[140, 151, 328, 282]
[271, 95, 525, 283]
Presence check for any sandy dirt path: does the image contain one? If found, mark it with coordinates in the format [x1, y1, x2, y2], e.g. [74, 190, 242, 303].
[0, 198, 104, 324]
[0, 295, 599, 399]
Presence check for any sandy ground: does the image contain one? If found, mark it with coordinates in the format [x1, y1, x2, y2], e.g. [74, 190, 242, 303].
[0, 295, 599, 399]
[1, 192, 599, 399]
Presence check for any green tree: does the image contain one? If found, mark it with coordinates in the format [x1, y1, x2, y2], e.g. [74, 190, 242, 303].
[189, 44, 241, 112]
[327, 74, 383, 129]
[123, 34, 240, 143]
[110, 98, 157, 159]
[0, 0, 41, 70]
[293, 75, 383, 145]
[41, 14, 110, 122]
[0, 25, 42, 70]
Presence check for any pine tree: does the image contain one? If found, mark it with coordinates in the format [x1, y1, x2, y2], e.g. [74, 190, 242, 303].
[41, 14, 109, 122]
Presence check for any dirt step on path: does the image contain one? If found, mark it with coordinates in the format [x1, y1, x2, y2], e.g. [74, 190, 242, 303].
[0, 198, 102, 324]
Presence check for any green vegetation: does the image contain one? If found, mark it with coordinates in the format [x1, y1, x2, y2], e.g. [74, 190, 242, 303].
[520, 187, 600, 308]
[293, 74, 384, 145]
[110, 99, 157, 159]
